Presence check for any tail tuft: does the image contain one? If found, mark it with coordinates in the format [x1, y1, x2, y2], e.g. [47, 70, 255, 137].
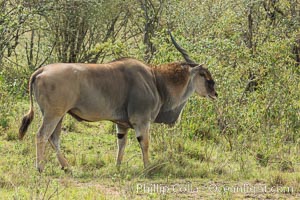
[19, 110, 34, 140]
[19, 67, 42, 140]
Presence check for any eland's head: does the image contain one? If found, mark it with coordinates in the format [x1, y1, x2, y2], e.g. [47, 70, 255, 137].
[169, 31, 218, 100]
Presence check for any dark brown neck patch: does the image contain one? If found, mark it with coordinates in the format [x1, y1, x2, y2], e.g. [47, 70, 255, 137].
[153, 62, 190, 85]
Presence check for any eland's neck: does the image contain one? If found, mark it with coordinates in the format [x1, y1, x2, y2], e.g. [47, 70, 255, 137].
[153, 62, 195, 111]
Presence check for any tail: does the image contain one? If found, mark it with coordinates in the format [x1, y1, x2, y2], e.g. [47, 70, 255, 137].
[19, 68, 43, 140]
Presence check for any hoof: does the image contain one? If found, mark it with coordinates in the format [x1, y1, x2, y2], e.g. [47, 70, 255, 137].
[62, 167, 72, 175]
[36, 164, 44, 173]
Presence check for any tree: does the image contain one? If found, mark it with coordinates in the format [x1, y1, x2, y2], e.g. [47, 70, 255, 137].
[0, 1, 28, 63]
[139, 0, 164, 62]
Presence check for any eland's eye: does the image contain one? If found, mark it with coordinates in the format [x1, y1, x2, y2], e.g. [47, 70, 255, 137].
[207, 80, 215, 86]
[199, 71, 205, 77]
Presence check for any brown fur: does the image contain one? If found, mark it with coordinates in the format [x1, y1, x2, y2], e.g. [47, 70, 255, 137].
[19, 110, 34, 140]
[202, 67, 213, 80]
[153, 62, 190, 85]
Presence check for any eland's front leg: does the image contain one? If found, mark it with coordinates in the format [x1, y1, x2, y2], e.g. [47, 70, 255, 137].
[116, 124, 129, 168]
[134, 122, 150, 168]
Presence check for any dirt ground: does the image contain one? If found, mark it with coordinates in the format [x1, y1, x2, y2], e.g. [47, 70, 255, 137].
[62, 178, 300, 199]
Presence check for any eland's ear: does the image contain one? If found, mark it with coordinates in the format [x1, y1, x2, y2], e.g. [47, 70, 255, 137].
[190, 64, 205, 76]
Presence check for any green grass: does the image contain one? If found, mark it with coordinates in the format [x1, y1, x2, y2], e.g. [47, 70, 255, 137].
[0, 98, 299, 199]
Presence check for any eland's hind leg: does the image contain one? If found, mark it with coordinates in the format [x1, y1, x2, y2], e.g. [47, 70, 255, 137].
[48, 117, 69, 171]
[36, 114, 62, 173]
